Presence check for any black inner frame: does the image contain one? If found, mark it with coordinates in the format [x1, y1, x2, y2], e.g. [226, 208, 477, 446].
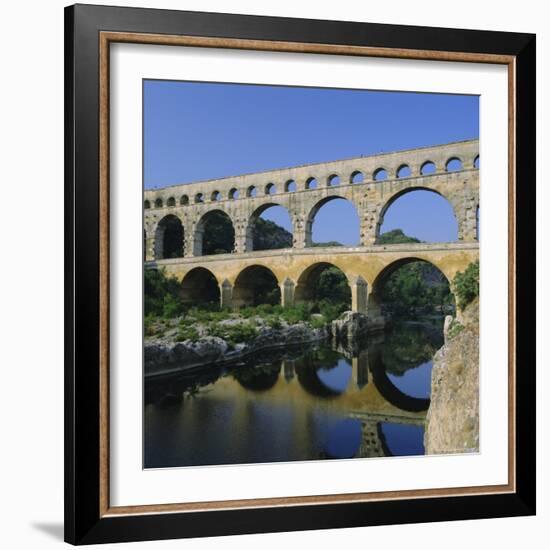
[65, 4, 536, 545]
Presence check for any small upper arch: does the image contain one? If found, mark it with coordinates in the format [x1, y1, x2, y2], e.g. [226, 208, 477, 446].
[166, 197, 176, 207]
[154, 198, 163, 208]
[229, 188, 239, 200]
[180, 194, 189, 206]
[144, 199, 151, 209]
[247, 185, 258, 198]
[420, 161, 436, 175]
[327, 174, 340, 186]
[396, 164, 412, 178]
[473, 155, 480, 169]
[350, 170, 364, 184]
[285, 179, 297, 192]
[446, 157, 463, 172]
[306, 177, 318, 190]
[211, 190, 222, 202]
[195, 193, 204, 204]
[265, 182, 276, 195]
[373, 168, 388, 181]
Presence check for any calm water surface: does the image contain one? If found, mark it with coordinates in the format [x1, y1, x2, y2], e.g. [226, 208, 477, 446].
[144, 320, 443, 468]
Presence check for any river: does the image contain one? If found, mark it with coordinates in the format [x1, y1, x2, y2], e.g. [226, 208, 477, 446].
[144, 318, 444, 468]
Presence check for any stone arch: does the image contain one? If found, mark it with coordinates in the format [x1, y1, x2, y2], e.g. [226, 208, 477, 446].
[327, 174, 340, 186]
[396, 164, 412, 178]
[154, 214, 184, 259]
[247, 203, 293, 252]
[144, 199, 151, 209]
[375, 186, 458, 242]
[294, 261, 351, 307]
[445, 156, 463, 171]
[194, 209, 235, 256]
[211, 190, 221, 202]
[350, 170, 364, 184]
[228, 188, 239, 200]
[154, 198, 163, 208]
[473, 155, 480, 169]
[181, 267, 220, 307]
[166, 197, 176, 207]
[306, 177, 318, 189]
[265, 182, 276, 195]
[373, 168, 388, 181]
[285, 179, 296, 192]
[420, 160, 436, 175]
[180, 194, 189, 206]
[305, 195, 360, 247]
[194, 193, 204, 204]
[367, 257, 455, 325]
[232, 265, 281, 308]
[246, 185, 257, 198]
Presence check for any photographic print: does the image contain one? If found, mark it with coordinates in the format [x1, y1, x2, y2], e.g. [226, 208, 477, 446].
[142, 81, 480, 469]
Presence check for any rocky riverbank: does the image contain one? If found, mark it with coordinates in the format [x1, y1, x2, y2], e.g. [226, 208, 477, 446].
[424, 298, 479, 454]
[144, 310, 373, 377]
[145, 321, 330, 377]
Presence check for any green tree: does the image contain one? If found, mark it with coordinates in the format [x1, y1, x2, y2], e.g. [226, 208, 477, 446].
[376, 228, 421, 245]
[144, 268, 186, 318]
[453, 260, 479, 310]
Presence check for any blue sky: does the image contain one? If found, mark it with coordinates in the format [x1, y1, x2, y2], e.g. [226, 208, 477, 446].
[144, 81, 478, 243]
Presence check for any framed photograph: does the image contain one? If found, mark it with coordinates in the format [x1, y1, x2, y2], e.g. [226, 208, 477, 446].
[65, 3, 536, 545]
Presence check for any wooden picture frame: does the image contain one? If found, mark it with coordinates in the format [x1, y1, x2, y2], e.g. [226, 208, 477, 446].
[65, 3, 536, 545]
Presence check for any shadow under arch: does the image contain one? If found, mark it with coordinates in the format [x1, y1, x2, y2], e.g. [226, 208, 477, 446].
[181, 267, 220, 307]
[294, 261, 351, 307]
[232, 264, 281, 308]
[367, 256, 455, 326]
[246, 202, 293, 252]
[305, 195, 360, 247]
[375, 186, 458, 243]
[194, 209, 235, 256]
[154, 214, 184, 259]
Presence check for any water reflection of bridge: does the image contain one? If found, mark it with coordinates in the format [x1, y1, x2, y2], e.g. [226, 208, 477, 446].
[163, 347, 429, 461]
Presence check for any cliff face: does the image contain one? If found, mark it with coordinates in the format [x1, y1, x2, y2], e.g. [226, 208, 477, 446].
[424, 299, 479, 454]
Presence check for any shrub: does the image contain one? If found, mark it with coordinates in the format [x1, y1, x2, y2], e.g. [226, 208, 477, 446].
[447, 319, 465, 340]
[309, 315, 327, 329]
[175, 326, 200, 342]
[453, 261, 479, 310]
[281, 303, 311, 324]
[208, 322, 258, 345]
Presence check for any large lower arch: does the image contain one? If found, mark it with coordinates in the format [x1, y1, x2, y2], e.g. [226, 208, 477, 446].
[194, 209, 235, 256]
[294, 262, 351, 308]
[368, 257, 455, 325]
[180, 267, 220, 307]
[154, 214, 184, 259]
[375, 187, 458, 243]
[305, 196, 360, 247]
[246, 203, 293, 252]
[232, 265, 281, 308]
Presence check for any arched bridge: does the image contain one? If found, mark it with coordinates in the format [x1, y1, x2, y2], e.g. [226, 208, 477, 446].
[145, 140, 479, 315]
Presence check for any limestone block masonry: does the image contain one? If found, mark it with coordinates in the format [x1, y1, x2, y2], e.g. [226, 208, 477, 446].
[144, 140, 480, 314]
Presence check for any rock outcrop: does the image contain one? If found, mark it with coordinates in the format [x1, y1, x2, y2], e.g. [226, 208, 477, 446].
[330, 312, 369, 351]
[145, 322, 329, 377]
[424, 299, 479, 454]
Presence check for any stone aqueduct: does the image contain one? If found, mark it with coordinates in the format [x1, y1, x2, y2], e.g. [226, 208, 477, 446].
[144, 139, 480, 316]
